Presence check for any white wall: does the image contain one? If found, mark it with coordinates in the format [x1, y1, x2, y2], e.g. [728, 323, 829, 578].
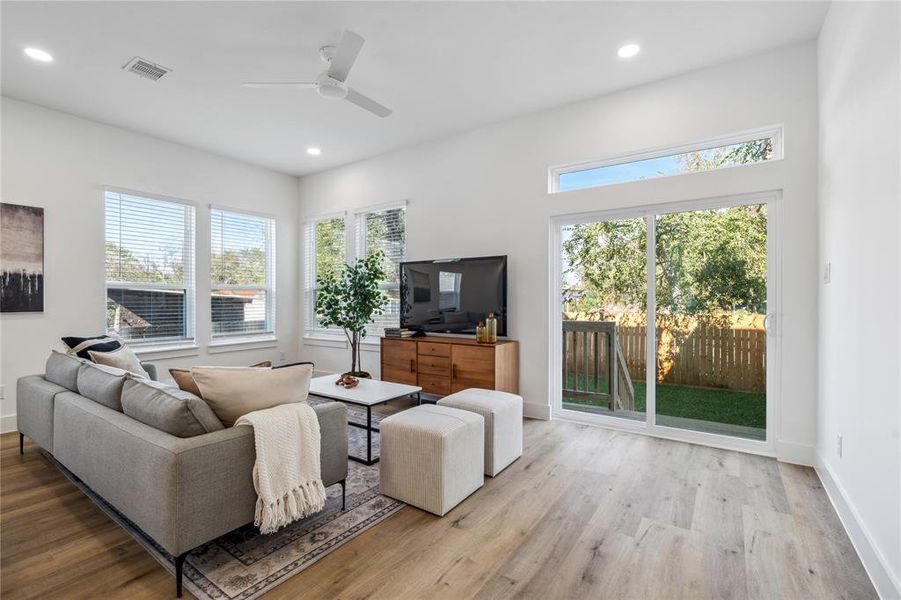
[298, 42, 820, 460]
[0, 98, 301, 430]
[817, 3, 901, 597]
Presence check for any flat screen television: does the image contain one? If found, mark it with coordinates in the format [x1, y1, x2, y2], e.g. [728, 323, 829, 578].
[400, 255, 507, 336]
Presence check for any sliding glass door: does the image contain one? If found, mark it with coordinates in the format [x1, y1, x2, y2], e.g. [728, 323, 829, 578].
[556, 195, 774, 447]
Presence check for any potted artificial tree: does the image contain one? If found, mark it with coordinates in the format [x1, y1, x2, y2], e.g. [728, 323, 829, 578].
[315, 250, 389, 383]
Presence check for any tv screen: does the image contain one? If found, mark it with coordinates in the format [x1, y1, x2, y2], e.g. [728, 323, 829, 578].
[400, 256, 507, 336]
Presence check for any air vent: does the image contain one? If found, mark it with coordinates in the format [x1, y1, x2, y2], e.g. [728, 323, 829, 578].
[122, 57, 171, 81]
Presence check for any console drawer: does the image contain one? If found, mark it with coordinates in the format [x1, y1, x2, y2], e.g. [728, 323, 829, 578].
[418, 355, 450, 376]
[418, 373, 451, 396]
[417, 341, 450, 357]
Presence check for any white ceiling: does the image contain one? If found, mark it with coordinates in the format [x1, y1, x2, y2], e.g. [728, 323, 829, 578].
[1, 1, 828, 176]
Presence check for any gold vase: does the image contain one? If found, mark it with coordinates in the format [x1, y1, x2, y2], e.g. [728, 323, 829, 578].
[486, 313, 498, 343]
[476, 321, 487, 343]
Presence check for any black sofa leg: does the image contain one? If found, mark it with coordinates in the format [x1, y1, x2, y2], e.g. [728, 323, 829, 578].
[175, 552, 187, 598]
[19, 432, 24, 455]
[340, 479, 346, 511]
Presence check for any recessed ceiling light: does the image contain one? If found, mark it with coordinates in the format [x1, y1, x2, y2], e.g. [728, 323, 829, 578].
[307, 147, 322, 156]
[617, 44, 641, 59]
[24, 47, 53, 62]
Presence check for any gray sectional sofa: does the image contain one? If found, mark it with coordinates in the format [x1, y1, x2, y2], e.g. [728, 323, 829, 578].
[16, 351, 348, 597]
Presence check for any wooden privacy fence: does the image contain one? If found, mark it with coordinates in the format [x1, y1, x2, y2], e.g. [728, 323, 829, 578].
[563, 317, 766, 393]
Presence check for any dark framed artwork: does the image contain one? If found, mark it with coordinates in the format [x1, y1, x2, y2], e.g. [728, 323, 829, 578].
[1, 203, 44, 313]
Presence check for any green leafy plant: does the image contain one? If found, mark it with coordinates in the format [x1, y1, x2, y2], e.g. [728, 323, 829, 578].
[315, 250, 389, 376]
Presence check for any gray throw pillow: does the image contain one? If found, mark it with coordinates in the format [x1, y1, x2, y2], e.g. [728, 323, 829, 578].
[45, 350, 84, 391]
[121, 377, 224, 438]
[76, 362, 127, 411]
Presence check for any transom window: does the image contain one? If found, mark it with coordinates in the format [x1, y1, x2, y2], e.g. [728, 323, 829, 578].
[105, 190, 195, 344]
[551, 127, 782, 193]
[210, 208, 275, 338]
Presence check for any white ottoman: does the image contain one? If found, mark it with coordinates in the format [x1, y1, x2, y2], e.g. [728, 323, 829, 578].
[380, 405, 484, 516]
[438, 388, 523, 477]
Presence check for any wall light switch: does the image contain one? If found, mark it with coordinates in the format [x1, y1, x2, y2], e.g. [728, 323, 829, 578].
[836, 433, 843, 458]
[824, 262, 832, 284]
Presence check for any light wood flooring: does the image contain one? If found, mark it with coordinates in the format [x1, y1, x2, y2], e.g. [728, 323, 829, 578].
[1, 414, 876, 599]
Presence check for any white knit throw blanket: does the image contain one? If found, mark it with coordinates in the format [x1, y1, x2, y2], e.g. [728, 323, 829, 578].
[235, 403, 326, 534]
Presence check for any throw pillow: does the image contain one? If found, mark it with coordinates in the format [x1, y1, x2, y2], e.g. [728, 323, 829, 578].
[169, 361, 272, 397]
[121, 377, 224, 438]
[190, 364, 313, 426]
[89, 345, 148, 378]
[45, 350, 85, 391]
[62, 335, 122, 359]
[76, 362, 128, 411]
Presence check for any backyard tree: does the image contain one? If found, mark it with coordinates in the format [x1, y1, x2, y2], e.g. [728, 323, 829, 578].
[563, 139, 770, 316]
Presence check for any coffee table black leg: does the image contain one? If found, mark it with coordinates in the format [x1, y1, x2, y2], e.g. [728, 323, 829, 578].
[367, 406, 372, 464]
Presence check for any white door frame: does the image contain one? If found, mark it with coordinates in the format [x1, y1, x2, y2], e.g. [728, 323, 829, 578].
[548, 190, 782, 457]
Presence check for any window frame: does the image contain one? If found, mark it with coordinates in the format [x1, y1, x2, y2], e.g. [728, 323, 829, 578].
[103, 187, 197, 347]
[209, 205, 277, 342]
[548, 125, 784, 194]
[354, 201, 407, 338]
[303, 211, 348, 337]
[304, 201, 408, 341]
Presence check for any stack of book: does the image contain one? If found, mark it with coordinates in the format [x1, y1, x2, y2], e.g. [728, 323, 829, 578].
[384, 327, 416, 338]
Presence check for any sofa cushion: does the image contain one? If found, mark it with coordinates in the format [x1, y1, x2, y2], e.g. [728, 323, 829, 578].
[191, 364, 313, 426]
[45, 350, 84, 391]
[121, 378, 224, 438]
[169, 361, 272, 397]
[76, 362, 127, 411]
[89, 345, 148, 378]
[61, 334, 122, 359]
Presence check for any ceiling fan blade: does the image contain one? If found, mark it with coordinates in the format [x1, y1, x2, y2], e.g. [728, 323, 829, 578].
[242, 82, 317, 88]
[345, 87, 392, 118]
[328, 30, 364, 82]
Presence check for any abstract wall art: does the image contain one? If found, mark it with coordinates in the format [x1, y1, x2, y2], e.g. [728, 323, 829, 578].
[1, 203, 44, 313]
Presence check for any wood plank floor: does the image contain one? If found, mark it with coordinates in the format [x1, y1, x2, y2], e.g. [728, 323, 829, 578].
[1, 418, 876, 599]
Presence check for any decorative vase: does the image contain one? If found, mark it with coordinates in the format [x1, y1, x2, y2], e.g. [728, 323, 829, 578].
[486, 313, 498, 343]
[476, 321, 487, 343]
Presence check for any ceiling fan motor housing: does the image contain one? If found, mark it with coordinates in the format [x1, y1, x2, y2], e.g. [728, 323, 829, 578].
[316, 72, 348, 99]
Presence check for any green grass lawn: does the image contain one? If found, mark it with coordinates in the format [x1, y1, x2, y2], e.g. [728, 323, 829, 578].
[564, 375, 765, 429]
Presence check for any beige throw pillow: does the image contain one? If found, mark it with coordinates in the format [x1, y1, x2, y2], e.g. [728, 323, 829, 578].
[169, 361, 272, 397]
[89, 345, 147, 378]
[190, 364, 313, 426]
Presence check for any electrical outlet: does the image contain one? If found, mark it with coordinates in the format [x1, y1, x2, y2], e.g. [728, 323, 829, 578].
[824, 262, 831, 284]
[836, 433, 843, 458]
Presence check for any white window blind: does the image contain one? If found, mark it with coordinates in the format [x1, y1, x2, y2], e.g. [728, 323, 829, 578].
[105, 191, 195, 343]
[304, 215, 346, 333]
[211, 208, 275, 338]
[356, 205, 406, 336]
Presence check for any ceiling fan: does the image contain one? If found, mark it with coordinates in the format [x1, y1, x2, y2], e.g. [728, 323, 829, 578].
[243, 30, 392, 118]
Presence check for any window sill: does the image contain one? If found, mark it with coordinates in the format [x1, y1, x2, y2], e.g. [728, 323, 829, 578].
[208, 336, 279, 354]
[303, 334, 348, 349]
[132, 343, 201, 361]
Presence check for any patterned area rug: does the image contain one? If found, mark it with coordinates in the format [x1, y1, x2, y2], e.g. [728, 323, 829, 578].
[50, 404, 404, 600]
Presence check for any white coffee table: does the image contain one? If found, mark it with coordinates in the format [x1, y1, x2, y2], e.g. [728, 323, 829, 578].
[309, 375, 422, 465]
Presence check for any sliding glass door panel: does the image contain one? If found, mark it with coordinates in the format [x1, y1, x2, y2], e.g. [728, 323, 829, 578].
[560, 218, 647, 421]
[653, 204, 768, 440]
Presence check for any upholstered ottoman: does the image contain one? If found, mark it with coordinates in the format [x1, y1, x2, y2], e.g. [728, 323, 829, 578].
[437, 388, 523, 477]
[379, 404, 484, 516]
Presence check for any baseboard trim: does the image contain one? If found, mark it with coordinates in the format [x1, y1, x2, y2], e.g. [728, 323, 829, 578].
[523, 402, 550, 420]
[775, 440, 815, 466]
[1, 414, 18, 434]
[815, 454, 901, 600]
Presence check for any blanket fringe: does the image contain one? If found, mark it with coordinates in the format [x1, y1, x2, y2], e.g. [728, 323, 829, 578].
[254, 480, 327, 535]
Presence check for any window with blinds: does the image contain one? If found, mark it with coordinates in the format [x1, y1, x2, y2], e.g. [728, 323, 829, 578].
[356, 205, 406, 336]
[304, 215, 346, 332]
[211, 208, 275, 338]
[105, 191, 195, 343]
